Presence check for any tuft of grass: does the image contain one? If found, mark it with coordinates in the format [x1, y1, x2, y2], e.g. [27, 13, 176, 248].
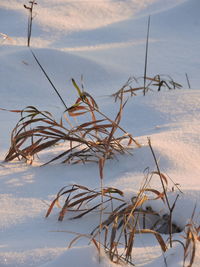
[47, 139, 185, 265]
[2, 48, 139, 166]
[112, 75, 182, 102]
[4, 80, 139, 165]
[172, 206, 200, 267]
[182, 206, 200, 267]
[46, 181, 170, 264]
[90, 162, 174, 264]
[46, 184, 124, 221]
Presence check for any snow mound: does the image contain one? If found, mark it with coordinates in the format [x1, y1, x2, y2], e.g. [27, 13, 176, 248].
[40, 246, 116, 267]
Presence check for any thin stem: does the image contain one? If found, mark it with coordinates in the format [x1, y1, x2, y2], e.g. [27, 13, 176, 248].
[148, 138, 170, 209]
[185, 73, 191, 89]
[143, 16, 151, 96]
[29, 48, 68, 110]
[24, 1, 37, 47]
[148, 138, 174, 248]
[93, 107, 140, 148]
[98, 172, 104, 262]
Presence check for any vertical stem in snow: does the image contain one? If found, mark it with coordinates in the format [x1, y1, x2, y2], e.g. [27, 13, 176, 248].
[144, 16, 151, 96]
[29, 48, 68, 110]
[98, 177, 104, 262]
[24, 1, 37, 47]
[148, 138, 174, 248]
[185, 73, 191, 89]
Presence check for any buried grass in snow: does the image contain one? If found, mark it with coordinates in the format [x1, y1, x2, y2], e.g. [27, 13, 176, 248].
[45, 184, 124, 221]
[45, 139, 200, 266]
[3, 81, 139, 165]
[47, 141, 199, 265]
[111, 75, 182, 102]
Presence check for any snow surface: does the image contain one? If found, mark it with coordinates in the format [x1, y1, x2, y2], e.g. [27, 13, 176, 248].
[0, 0, 200, 266]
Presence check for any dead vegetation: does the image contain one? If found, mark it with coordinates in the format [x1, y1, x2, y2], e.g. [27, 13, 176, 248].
[111, 75, 182, 102]
[46, 140, 196, 266]
[46, 145, 200, 266]
[24, 1, 37, 47]
[45, 184, 124, 221]
[1, 3, 199, 266]
[4, 80, 139, 166]
[173, 206, 200, 267]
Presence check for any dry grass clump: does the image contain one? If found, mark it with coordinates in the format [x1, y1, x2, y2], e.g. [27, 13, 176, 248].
[47, 178, 177, 265]
[183, 221, 200, 267]
[112, 75, 182, 102]
[46, 140, 186, 265]
[45, 184, 124, 221]
[4, 80, 139, 165]
[181, 207, 200, 267]
[90, 189, 168, 264]
[89, 151, 181, 264]
[46, 144, 199, 266]
[46, 183, 169, 264]
[111, 15, 182, 102]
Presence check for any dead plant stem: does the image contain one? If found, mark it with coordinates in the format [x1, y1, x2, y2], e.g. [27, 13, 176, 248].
[148, 138, 174, 248]
[143, 16, 151, 96]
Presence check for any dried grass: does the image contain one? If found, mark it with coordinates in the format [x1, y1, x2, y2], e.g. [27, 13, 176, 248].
[4, 81, 139, 165]
[24, 1, 37, 47]
[2, 3, 197, 265]
[46, 184, 124, 221]
[182, 206, 200, 267]
[112, 75, 182, 102]
[47, 141, 185, 265]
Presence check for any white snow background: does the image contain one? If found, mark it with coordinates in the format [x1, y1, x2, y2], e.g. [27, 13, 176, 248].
[0, 0, 200, 266]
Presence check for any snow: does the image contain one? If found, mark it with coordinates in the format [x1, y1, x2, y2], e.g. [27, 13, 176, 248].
[0, 0, 200, 266]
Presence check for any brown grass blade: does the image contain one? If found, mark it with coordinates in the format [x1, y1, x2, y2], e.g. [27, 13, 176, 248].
[136, 229, 167, 252]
